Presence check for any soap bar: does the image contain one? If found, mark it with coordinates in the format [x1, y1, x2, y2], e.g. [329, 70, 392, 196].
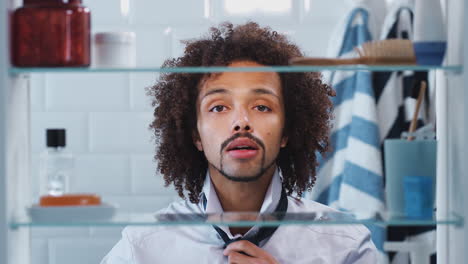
[40, 194, 101, 207]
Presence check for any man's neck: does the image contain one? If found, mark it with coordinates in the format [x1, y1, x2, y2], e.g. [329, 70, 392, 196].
[208, 165, 276, 213]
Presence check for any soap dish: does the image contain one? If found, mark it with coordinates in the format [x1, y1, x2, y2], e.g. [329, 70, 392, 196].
[27, 203, 117, 222]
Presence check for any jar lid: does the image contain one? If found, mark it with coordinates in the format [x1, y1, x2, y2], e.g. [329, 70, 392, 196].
[25, 0, 82, 5]
[39, 194, 101, 207]
[94, 32, 136, 44]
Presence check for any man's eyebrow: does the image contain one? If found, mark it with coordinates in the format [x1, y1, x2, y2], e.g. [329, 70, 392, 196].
[252, 88, 280, 99]
[201, 88, 229, 99]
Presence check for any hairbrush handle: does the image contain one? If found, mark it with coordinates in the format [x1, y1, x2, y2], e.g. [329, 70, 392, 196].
[289, 57, 364, 66]
[408, 81, 427, 141]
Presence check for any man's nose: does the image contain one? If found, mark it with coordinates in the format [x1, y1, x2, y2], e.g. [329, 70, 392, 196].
[232, 109, 253, 133]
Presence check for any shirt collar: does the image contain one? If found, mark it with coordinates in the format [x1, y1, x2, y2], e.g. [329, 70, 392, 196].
[201, 168, 283, 214]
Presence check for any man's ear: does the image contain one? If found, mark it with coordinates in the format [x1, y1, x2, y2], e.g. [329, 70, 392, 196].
[192, 131, 203, 151]
[280, 136, 288, 148]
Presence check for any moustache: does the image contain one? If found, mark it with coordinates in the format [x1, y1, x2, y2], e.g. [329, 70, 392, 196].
[220, 133, 265, 152]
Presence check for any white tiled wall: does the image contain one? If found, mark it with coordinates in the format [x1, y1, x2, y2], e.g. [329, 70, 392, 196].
[29, 0, 350, 262]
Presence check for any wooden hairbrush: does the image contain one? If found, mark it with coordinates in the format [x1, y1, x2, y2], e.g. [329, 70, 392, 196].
[290, 39, 417, 66]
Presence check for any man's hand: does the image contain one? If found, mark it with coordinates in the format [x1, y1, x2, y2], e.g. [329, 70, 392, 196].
[223, 240, 279, 264]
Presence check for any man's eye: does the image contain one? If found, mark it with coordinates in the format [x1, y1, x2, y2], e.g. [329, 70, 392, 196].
[256, 105, 271, 112]
[210, 105, 227, 112]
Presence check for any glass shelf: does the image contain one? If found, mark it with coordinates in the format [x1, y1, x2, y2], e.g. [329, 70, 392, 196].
[10, 211, 464, 229]
[9, 64, 463, 74]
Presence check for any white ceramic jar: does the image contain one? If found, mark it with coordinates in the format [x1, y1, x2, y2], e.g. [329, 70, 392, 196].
[93, 32, 136, 67]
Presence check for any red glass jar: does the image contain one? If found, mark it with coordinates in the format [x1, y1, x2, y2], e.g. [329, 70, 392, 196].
[12, 0, 91, 67]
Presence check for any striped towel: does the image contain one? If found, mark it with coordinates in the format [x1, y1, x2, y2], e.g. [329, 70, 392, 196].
[306, 6, 387, 262]
[373, 1, 436, 263]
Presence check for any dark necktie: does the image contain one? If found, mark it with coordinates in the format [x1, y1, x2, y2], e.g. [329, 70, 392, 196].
[202, 188, 288, 248]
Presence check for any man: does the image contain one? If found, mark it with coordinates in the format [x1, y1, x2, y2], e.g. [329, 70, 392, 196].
[101, 22, 377, 263]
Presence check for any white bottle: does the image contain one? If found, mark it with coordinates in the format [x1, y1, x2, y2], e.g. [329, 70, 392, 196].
[414, 0, 446, 43]
[39, 129, 74, 196]
[413, 0, 447, 65]
[93, 32, 136, 68]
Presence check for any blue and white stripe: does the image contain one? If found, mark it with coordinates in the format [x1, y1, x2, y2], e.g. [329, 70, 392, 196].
[374, 1, 436, 263]
[307, 7, 386, 257]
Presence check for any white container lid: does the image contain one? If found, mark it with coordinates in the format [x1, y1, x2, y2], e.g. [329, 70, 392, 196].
[94, 32, 136, 44]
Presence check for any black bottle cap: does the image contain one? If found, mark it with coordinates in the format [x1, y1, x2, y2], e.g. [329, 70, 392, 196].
[46, 129, 66, 147]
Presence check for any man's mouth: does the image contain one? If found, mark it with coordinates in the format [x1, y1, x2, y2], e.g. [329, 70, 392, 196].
[226, 138, 259, 159]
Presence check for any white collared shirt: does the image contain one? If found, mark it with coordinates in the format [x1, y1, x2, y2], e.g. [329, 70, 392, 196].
[101, 170, 377, 263]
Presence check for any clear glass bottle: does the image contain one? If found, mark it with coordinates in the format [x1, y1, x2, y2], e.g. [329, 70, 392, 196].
[39, 129, 74, 196]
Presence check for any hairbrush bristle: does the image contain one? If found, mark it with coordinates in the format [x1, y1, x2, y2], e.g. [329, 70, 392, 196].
[356, 39, 417, 64]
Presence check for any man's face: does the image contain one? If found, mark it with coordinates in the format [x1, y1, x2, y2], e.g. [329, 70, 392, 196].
[195, 60, 288, 182]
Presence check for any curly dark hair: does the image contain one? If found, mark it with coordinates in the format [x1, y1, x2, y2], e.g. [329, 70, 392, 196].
[148, 22, 334, 203]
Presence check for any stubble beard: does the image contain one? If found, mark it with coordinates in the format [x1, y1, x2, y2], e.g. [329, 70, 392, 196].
[214, 132, 276, 182]
[216, 158, 276, 182]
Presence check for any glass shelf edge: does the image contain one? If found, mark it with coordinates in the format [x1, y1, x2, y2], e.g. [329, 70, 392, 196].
[9, 214, 464, 229]
[9, 65, 463, 74]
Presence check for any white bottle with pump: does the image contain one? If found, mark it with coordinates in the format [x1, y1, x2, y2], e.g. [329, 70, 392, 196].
[39, 129, 74, 196]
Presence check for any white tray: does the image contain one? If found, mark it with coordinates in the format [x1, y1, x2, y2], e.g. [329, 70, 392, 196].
[27, 203, 117, 222]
